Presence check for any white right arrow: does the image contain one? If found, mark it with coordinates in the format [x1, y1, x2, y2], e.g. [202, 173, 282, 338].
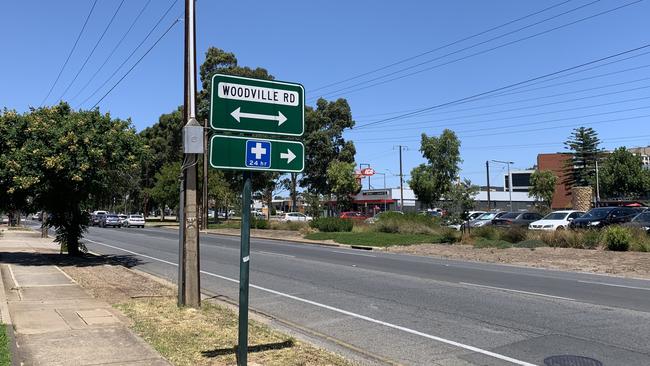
[231, 107, 287, 126]
[280, 149, 296, 164]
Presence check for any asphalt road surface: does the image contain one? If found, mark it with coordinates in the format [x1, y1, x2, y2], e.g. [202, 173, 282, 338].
[27, 222, 650, 365]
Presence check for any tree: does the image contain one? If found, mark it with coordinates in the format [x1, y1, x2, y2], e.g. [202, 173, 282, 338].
[0, 103, 145, 255]
[301, 98, 356, 196]
[600, 147, 650, 198]
[147, 162, 181, 220]
[529, 170, 557, 210]
[442, 179, 479, 223]
[409, 129, 462, 208]
[564, 127, 602, 188]
[326, 161, 361, 212]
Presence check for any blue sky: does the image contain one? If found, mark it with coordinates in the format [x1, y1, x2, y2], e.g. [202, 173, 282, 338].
[2, 0, 649, 189]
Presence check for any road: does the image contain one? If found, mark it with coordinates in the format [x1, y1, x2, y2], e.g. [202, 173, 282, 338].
[28, 222, 650, 365]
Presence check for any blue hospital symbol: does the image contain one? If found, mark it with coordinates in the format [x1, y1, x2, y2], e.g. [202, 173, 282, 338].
[245, 140, 271, 168]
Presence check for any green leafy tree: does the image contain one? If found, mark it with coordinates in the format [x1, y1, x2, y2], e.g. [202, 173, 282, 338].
[326, 161, 361, 212]
[529, 170, 557, 210]
[409, 129, 461, 208]
[564, 127, 602, 188]
[442, 179, 479, 222]
[0, 103, 145, 255]
[147, 162, 181, 220]
[600, 147, 650, 198]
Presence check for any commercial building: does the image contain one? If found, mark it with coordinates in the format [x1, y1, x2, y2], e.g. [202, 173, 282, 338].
[537, 153, 573, 209]
[628, 146, 650, 169]
[503, 170, 534, 193]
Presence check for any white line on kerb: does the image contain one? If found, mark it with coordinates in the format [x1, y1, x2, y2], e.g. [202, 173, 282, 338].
[460, 282, 575, 301]
[578, 280, 650, 291]
[83, 238, 536, 366]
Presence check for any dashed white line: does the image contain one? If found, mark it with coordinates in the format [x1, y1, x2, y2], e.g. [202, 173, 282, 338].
[83, 237, 535, 366]
[254, 251, 295, 258]
[578, 280, 650, 291]
[460, 282, 575, 301]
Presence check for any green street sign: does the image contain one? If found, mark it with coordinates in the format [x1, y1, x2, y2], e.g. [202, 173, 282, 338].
[210, 74, 304, 136]
[209, 135, 304, 173]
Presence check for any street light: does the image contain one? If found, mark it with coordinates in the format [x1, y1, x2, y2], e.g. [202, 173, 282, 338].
[491, 160, 514, 211]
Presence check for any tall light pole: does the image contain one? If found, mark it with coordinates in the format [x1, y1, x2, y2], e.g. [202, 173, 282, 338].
[491, 160, 514, 211]
[595, 159, 601, 207]
[394, 145, 408, 211]
[485, 161, 491, 210]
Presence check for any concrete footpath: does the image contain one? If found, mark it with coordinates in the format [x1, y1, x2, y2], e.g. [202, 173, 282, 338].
[0, 230, 170, 366]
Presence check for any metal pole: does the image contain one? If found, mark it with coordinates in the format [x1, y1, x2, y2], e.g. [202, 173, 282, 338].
[507, 163, 513, 211]
[203, 119, 209, 229]
[595, 159, 600, 207]
[179, 0, 200, 308]
[399, 146, 404, 211]
[486, 161, 491, 210]
[238, 171, 252, 366]
[177, 177, 185, 306]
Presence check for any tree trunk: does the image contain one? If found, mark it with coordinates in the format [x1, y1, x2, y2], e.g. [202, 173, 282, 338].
[41, 212, 48, 238]
[290, 173, 298, 212]
[67, 241, 81, 256]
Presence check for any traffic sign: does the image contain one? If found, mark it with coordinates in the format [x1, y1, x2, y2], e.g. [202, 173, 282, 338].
[210, 135, 304, 173]
[210, 74, 304, 136]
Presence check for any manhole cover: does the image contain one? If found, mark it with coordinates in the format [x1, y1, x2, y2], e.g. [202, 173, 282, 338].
[544, 355, 603, 366]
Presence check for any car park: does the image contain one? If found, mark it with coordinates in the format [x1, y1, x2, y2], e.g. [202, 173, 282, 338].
[468, 211, 508, 228]
[122, 214, 145, 228]
[569, 206, 638, 229]
[117, 214, 128, 225]
[100, 214, 122, 228]
[365, 210, 404, 224]
[623, 211, 650, 232]
[529, 210, 585, 231]
[279, 212, 312, 222]
[339, 211, 368, 220]
[447, 211, 487, 230]
[492, 211, 543, 227]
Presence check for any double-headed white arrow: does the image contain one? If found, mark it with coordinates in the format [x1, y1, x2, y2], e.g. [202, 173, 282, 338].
[280, 149, 296, 163]
[231, 107, 287, 126]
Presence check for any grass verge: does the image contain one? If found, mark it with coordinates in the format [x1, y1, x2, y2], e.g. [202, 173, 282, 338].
[0, 325, 11, 366]
[116, 298, 352, 366]
[304, 231, 443, 246]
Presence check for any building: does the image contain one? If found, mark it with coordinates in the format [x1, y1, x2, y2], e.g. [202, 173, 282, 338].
[503, 170, 534, 192]
[474, 190, 536, 211]
[537, 153, 573, 209]
[628, 146, 650, 169]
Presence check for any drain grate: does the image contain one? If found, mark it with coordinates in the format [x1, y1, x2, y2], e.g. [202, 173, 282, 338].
[544, 355, 603, 366]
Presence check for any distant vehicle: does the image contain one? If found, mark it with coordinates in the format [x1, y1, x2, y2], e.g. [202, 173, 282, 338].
[529, 210, 585, 231]
[448, 211, 486, 230]
[569, 207, 638, 229]
[365, 210, 404, 224]
[251, 210, 265, 218]
[31, 212, 41, 220]
[122, 214, 145, 228]
[623, 211, 650, 231]
[339, 211, 369, 220]
[91, 212, 107, 226]
[468, 211, 508, 228]
[492, 212, 543, 227]
[279, 212, 312, 222]
[419, 210, 441, 217]
[117, 214, 128, 224]
[100, 214, 122, 228]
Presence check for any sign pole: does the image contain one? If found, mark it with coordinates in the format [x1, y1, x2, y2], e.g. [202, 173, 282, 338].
[238, 171, 252, 366]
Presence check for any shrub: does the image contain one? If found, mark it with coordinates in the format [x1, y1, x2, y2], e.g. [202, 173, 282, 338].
[512, 239, 546, 249]
[439, 228, 460, 243]
[581, 229, 601, 249]
[270, 221, 308, 231]
[470, 226, 500, 241]
[473, 238, 512, 249]
[310, 217, 353, 232]
[602, 226, 631, 251]
[500, 227, 528, 243]
[250, 217, 269, 229]
[629, 227, 650, 252]
[372, 213, 438, 235]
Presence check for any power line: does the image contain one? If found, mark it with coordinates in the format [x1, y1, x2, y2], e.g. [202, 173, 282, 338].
[69, 0, 153, 103]
[313, 0, 642, 102]
[462, 134, 650, 150]
[79, 0, 179, 108]
[39, 0, 98, 107]
[308, 0, 575, 94]
[56, 0, 126, 102]
[91, 17, 182, 108]
[353, 43, 650, 130]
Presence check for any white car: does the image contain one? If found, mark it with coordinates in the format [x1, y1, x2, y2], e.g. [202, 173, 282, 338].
[279, 212, 312, 222]
[448, 211, 487, 230]
[122, 214, 146, 228]
[529, 210, 585, 231]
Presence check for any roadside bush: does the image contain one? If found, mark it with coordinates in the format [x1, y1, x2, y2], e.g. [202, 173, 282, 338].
[512, 239, 546, 249]
[373, 213, 438, 235]
[439, 228, 460, 243]
[250, 217, 269, 229]
[629, 227, 650, 252]
[602, 226, 631, 251]
[500, 227, 528, 244]
[270, 221, 308, 231]
[310, 217, 353, 232]
[473, 238, 512, 249]
[581, 229, 602, 249]
[470, 226, 500, 241]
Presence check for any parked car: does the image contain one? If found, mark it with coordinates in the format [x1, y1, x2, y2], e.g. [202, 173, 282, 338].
[122, 214, 146, 228]
[117, 214, 128, 225]
[365, 210, 404, 224]
[446, 211, 487, 230]
[91, 212, 107, 226]
[492, 211, 543, 227]
[468, 211, 508, 228]
[623, 211, 650, 231]
[339, 211, 369, 220]
[529, 210, 585, 231]
[279, 212, 312, 222]
[100, 214, 122, 228]
[569, 207, 638, 229]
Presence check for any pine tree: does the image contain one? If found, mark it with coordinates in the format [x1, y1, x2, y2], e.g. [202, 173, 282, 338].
[563, 127, 602, 188]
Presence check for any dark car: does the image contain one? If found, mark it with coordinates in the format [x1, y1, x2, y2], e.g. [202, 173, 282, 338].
[100, 214, 122, 228]
[569, 207, 638, 229]
[492, 212, 543, 227]
[623, 211, 650, 231]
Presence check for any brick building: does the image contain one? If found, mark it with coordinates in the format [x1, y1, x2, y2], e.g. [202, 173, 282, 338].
[537, 153, 573, 209]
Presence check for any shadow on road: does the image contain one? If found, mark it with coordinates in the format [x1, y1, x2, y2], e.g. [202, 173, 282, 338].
[0, 251, 145, 268]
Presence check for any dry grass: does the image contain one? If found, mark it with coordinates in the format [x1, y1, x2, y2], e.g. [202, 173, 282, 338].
[117, 298, 353, 366]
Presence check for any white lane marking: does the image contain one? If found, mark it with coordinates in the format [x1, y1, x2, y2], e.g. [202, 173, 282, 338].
[460, 282, 575, 301]
[330, 250, 376, 257]
[578, 280, 650, 291]
[7, 265, 20, 288]
[254, 251, 295, 258]
[83, 237, 535, 366]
